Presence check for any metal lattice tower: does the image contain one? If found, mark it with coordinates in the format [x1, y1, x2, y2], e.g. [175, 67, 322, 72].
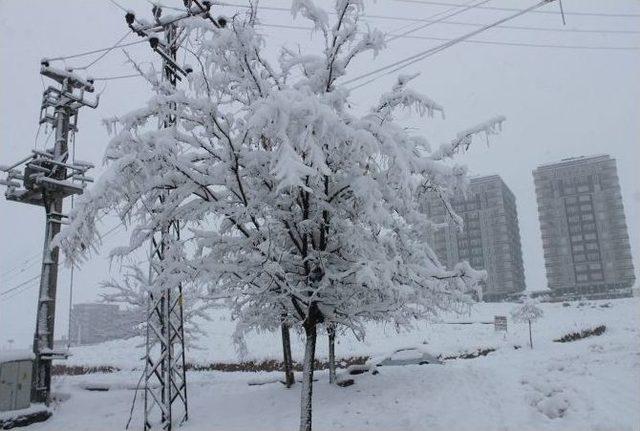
[0, 64, 98, 404]
[125, 2, 225, 429]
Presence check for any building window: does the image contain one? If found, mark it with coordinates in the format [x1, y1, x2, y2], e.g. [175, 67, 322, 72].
[581, 214, 594, 221]
[579, 194, 591, 202]
[576, 274, 588, 282]
[587, 252, 599, 261]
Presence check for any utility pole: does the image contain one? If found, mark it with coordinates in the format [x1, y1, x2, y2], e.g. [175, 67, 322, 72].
[0, 64, 98, 404]
[124, 2, 225, 429]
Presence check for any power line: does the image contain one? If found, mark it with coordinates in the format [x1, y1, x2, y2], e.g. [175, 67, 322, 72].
[106, 0, 129, 13]
[45, 39, 146, 63]
[1, 253, 40, 280]
[258, 22, 640, 51]
[93, 73, 144, 81]
[0, 274, 41, 297]
[396, 33, 640, 50]
[343, 0, 559, 89]
[0, 280, 39, 303]
[75, 31, 133, 71]
[394, 0, 640, 18]
[218, 1, 640, 34]
[388, 0, 493, 43]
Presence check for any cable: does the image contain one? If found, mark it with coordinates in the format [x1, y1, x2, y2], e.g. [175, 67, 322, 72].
[391, 33, 640, 50]
[106, 0, 129, 13]
[393, 0, 640, 18]
[388, 0, 493, 43]
[218, 1, 640, 34]
[0, 275, 41, 297]
[0, 280, 39, 303]
[342, 0, 579, 88]
[45, 39, 146, 63]
[384, 0, 484, 41]
[92, 73, 144, 81]
[259, 20, 640, 40]
[75, 31, 133, 71]
[0, 253, 41, 280]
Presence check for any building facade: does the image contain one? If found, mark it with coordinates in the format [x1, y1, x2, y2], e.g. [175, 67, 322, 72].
[533, 155, 635, 299]
[425, 175, 526, 301]
[69, 303, 139, 346]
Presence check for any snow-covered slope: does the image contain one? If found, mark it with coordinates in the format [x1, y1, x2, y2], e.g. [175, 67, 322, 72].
[64, 298, 637, 369]
[41, 297, 640, 431]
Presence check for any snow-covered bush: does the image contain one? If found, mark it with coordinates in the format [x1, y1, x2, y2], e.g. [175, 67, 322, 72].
[56, 1, 503, 429]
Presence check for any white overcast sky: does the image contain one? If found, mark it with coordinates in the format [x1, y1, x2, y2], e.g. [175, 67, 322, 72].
[1, 0, 639, 348]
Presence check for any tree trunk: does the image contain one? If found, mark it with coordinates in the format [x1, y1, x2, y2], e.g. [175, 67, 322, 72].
[528, 319, 533, 349]
[299, 323, 317, 431]
[281, 323, 295, 388]
[327, 324, 336, 384]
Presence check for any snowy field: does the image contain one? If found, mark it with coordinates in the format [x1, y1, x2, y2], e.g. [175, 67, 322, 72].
[35, 297, 640, 430]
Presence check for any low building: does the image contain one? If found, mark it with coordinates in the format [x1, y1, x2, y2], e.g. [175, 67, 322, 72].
[69, 303, 139, 346]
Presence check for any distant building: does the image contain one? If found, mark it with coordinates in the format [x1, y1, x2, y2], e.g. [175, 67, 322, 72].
[425, 175, 526, 301]
[533, 155, 635, 300]
[69, 303, 139, 346]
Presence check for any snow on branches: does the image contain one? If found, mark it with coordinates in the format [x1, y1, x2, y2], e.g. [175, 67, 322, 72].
[511, 297, 544, 323]
[55, 2, 504, 430]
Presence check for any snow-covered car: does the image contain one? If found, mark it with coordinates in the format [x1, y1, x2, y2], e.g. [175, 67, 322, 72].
[371, 347, 443, 367]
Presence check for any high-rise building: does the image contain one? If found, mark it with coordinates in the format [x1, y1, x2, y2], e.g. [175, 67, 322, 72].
[533, 155, 635, 299]
[69, 303, 139, 346]
[425, 175, 526, 301]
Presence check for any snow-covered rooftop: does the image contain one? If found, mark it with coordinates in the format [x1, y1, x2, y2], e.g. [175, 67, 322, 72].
[0, 349, 35, 363]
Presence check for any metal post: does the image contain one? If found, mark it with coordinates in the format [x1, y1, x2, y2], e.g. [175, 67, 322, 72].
[31, 79, 71, 404]
[142, 17, 188, 431]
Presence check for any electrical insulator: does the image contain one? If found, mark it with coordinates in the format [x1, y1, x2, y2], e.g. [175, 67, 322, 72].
[149, 36, 160, 49]
[125, 12, 135, 25]
[152, 6, 162, 20]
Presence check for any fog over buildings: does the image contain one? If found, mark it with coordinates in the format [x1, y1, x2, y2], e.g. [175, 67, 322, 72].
[533, 154, 636, 299]
[426, 175, 526, 301]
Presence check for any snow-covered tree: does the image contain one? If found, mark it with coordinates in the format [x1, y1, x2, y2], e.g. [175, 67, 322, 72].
[511, 297, 544, 348]
[56, 2, 503, 429]
[100, 264, 211, 344]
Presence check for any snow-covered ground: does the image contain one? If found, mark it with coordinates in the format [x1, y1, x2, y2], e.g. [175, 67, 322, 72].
[33, 298, 640, 430]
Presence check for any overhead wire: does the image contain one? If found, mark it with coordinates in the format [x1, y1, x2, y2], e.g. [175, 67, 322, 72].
[74, 31, 133, 71]
[45, 39, 146, 63]
[0, 275, 41, 297]
[92, 73, 144, 81]
[257, 21, 640, 51]
[388, 0, 493, 42]
[216, 1, 640, 34]
[393, 0, 640, 18]
[342, 0, 618, 90]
